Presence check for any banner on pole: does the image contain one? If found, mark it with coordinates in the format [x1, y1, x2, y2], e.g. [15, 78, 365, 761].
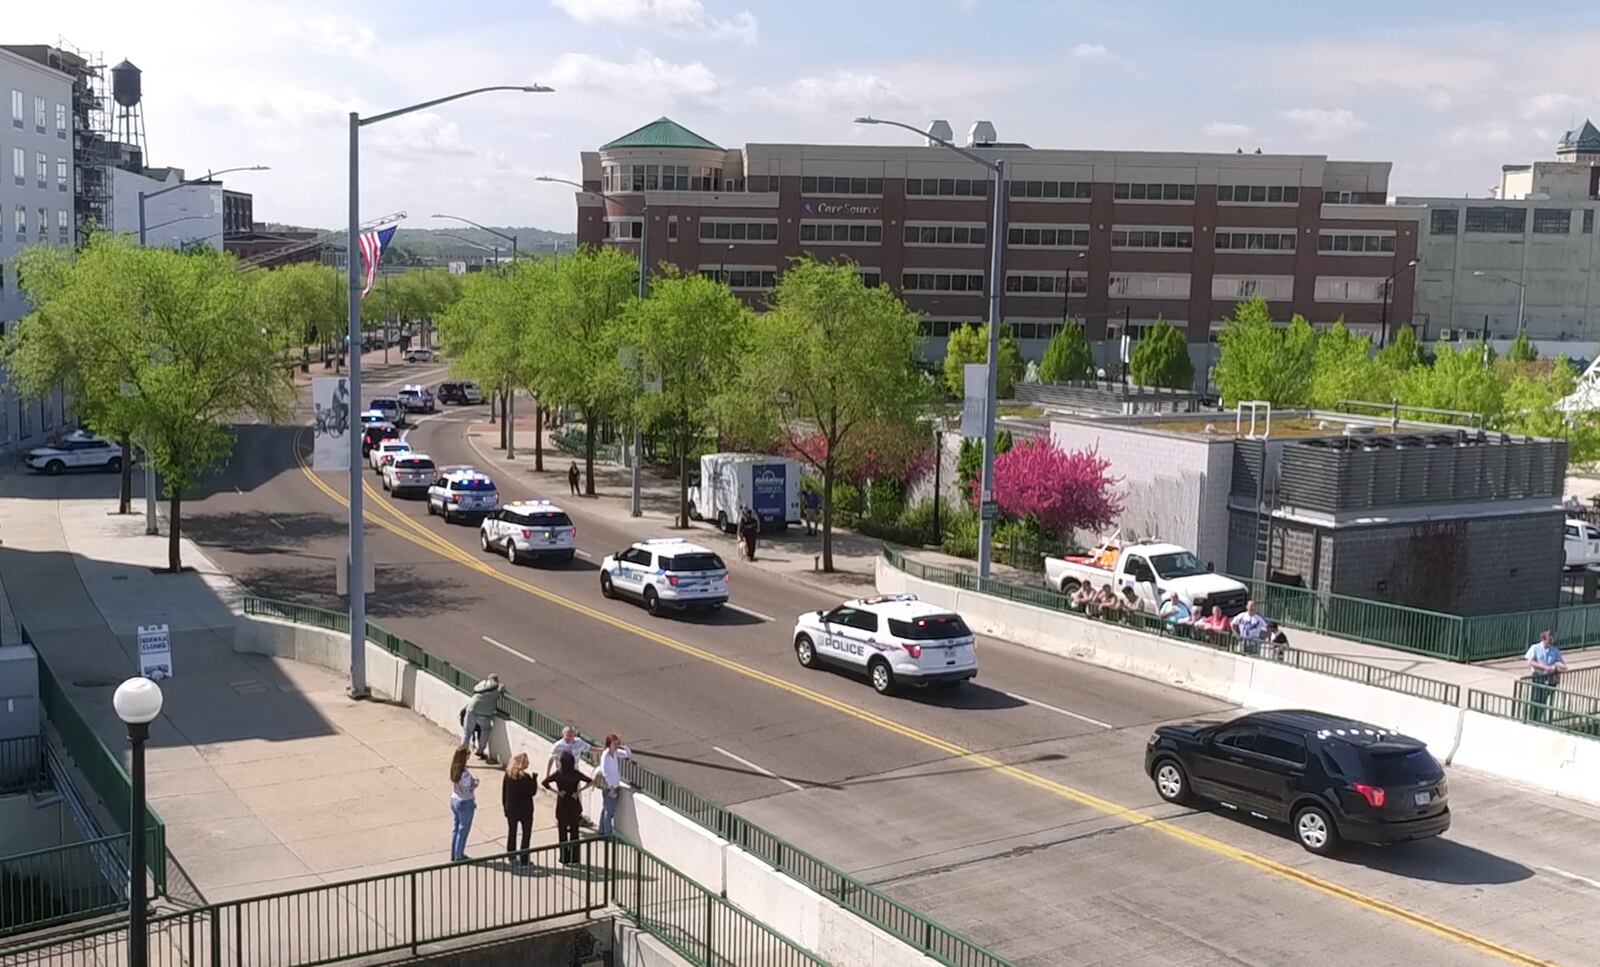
[961, 363, 988, 438]
[312, 377, 352, 471]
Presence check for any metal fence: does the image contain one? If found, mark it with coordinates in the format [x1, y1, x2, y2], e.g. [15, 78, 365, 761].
[882, 547, 1462, 708]
[1547, 664, 1600, 698]
[32, 646, 166, 897]
[0, 736, 43, 795]
[0, 838, 819, 967]
[1469, 688, 1600, 739]
[242, 595, 1015, 967]
[1228, 574, 1466, 661]
[1458, 605, 1600, 662]
[0, 835, 129, 938]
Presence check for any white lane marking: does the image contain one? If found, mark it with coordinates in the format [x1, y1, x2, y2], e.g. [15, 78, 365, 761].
[481, 635, 537, 666]
[725, 603, 774, 623]
[711, 746, 804, 791]
[1003, 691, 1113, 729]
[269, 518, 285, 530]
[1544, 866, 1600, 890]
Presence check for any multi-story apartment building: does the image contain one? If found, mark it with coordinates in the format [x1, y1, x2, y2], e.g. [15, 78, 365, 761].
[0, 45, 73, 451]
[571, 118, 1422, 381]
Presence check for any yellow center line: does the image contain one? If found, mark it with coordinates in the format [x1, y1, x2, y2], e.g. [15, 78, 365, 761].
[294, 431, 1553, 966]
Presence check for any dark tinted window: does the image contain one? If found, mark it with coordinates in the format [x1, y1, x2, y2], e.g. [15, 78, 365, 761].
[621, 548, 652, 566]
[1214, 727, 1255, 751]
[888, 614, 971, 640]
[451, 478, 496, 492]
[663, 552, 724, 571]
[1253, 728, 1307, 765]
[1367, 748, 1440, 785]
[526, 512, 573, 527]
[395, 458, 434, 470]
[846, 610, 878, 632]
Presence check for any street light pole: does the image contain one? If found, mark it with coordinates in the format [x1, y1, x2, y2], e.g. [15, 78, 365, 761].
[346, 85, 551, 699]
[431, 214, 518, 263]
[1379, 257, 1421, 347]
[856, 116, 1007, 579]
[1472, 269, 1526, 337]
[113, 678, 163, 967]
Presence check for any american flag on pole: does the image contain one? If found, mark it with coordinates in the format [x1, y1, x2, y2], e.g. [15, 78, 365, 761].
[358, 225, 398, 300]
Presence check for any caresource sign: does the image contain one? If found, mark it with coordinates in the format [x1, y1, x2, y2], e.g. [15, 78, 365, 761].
[803, 201, 880, 217]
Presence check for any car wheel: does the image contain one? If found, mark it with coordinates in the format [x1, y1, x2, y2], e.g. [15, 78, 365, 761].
[600, 572, 615, 599]
[1152, 757, 1192, 805]
[506, 541, 519, 566]
[1293, 804, 1339, 856]
[426, 500, 436, 516]
[643, 587, 662, 616]
[480, 530, 491, 551]
[561, 551, 575, 565]
[382, 477, 391, 491]
[869, 659, 894, 695]
[715, 511, 728, 533]
[795, 634, 817, 668]
[106, 456, 122, 473]
[1060, 578, 1080, 596]
[45, 459, 65, 475]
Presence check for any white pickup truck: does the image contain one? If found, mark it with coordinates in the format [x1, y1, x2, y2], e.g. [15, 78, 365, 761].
[1044, 541, 1251, 617]
[1565, 518, 1600, 570]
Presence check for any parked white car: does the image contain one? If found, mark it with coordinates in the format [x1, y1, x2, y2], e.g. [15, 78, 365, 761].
[405, 347, 436, 363]
[599, 539, 728, 616]
[1565, 518, 1600, 570]
[791, 594, 978, 695]
[369, 440, 412, 472]
[1044, 540, 1249, 616]
[480, 500, 577, 565]
[26, 431, 127, 475]
[382, 454, 436, 497]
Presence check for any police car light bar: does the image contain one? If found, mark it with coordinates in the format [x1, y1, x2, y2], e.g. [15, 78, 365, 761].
[863, 593, 918, 605]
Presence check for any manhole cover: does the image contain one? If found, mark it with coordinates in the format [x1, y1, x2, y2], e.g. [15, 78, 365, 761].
[73, 678, 117, 689]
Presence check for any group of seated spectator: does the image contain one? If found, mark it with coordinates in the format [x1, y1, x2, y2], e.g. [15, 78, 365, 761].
[1067, 582, 1289, 658]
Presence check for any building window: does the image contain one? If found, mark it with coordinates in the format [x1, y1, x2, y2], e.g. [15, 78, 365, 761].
[800, 175, 883, 196]
[57, 209, 69, 242]
[1004, 273, 1084, 294]
[901, 271, 985, 293]
[700, 267, 778, 290]
[55, 103, 66, 137]
[858, 269, 882, 288]
[12, 147, 23, 185]
[1215, 230, 1296, 251]
[10, 90, 22, 127]
[1006, 225, 1089, 248]
[1317, 232, 1396, 253]
[14, 206, 25, 239]
[1212, 276, 1294, 301]
[1430, 209, 1459, 235]
[1533, 209, 1572, 234]
[1216, 184, 1300, 204]
[36, 152, 47, 186]
[699, 220, 778, 242]
[603, 218, 642, 240]
[1108, 274, 1191, 298]
[601, 163, 720, 193]
[801, 221, 883, 244]
[1586, 210, 1595, 235]
[56, 157, 67, 192]
[902, 223, 985, 246]
[666, 218, 677, 241]
[1005, 180, 1092, 199]
[37, 208, 46, 236]
[1111, 228, 1193, 250]
[33, 96, 45, 132]
[1464, 207, 1527, 234]
[1111, 182, 1196, 202]
[1314, 278, 1383, 302]
[905, 177, 987, 198]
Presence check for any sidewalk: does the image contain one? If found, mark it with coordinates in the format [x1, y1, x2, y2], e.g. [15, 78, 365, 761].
[462, 410, 1529, 702]
[0, 478, 568, 904]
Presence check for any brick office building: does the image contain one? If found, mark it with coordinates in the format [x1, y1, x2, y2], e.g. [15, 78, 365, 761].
[571, 117, 1424, 381]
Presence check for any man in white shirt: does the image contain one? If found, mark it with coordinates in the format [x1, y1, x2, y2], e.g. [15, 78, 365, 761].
[547, 726, 591, 776]
[596, 733, 632, 836]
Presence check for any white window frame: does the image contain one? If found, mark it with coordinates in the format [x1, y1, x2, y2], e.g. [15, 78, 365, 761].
[1317, 230, 1396, 255]
[1108, 273, 1191, 299]
[1314, 277, 1384, 303]
[602, 217, 643, 241]
[33, 96, 45, 130]
[1212, 275, 1295, 301]
[55, 102, 67, 137]
[801, 221, 883, 246]
[10, 90, 23, 125]
[900, 270, 986, 294]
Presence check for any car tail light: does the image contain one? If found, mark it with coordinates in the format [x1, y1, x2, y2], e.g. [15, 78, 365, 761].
[521, 529, 532, 539]
[666, 574, 680, 587]
[904, 644, 922, 658]
[1353, 783, 1386, 808]
[569, 527, 577, 539]
[450, 494, 461, 503]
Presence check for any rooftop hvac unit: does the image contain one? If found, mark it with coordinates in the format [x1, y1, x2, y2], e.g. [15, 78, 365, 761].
[967, 120, 997, 147]
[1461, 328, 1481, 341]
[926, 119, 953, 146]
[1341, 423, 1377, 436]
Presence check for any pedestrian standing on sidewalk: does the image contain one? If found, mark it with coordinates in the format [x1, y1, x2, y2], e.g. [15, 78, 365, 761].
[448, 747, 478, 862]
[547, 725, 591, 776]
[1525, 629, 1568, 723]
[739, 506, 759, 562]
[543, 752, 594, 866]
[804, 489, 820, 536]
[596, 734, 632, 836]
[568, 461, 581, 496]
[461, 674, 503, 760]
[501, 752, 538, 867]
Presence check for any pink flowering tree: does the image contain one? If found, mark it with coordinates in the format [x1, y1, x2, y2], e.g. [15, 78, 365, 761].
[979, 437, 1121, 536]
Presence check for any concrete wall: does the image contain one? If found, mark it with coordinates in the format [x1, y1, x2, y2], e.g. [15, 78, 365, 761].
[109, 168, 224, 252]
[876, 557, 1600, 805]
[1049, 418, 1233, 567]
[0, 794, 79, 856]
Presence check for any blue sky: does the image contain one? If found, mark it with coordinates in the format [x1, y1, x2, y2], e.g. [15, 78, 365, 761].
[13, 1, 1600, 231]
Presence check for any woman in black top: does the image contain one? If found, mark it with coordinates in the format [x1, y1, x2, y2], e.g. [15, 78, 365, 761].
[542, 752, 594, 865]
[501, 753, 538, 866]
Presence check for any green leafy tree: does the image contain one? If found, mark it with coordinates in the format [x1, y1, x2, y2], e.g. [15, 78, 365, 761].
[1308, 321, 1380, 409]
[623, 270, 753, 526]
[942, 323, 1025, 399]
[1129, 319, 1195, 389]
[956, 430, 1013, 494]
[1399, 343, 1502, 421]
[1376, 324, 1423, 375]
[727, 259, 928, 570]
[1212, 296, 1315, 405]
[1508, 330, 1539, 363]
[1037, 323, 1094, 382]
[252, 262, 344, 365]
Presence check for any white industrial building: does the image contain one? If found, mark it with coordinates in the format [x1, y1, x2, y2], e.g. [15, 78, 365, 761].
[110, 166, 224, 251]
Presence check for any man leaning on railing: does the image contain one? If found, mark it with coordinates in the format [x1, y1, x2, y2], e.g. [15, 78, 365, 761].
[1525, 630, 1567, 724]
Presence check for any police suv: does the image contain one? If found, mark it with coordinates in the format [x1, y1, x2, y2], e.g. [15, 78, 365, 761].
[426, 468, 499, 523]
[791, 594, 978, 695]
[382, 453, 436, 497]
[480, 500, 577, 565]
[599, 539, 728, 616]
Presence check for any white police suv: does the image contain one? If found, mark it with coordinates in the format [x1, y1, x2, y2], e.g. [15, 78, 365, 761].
[599, 539, 728, 616]
[426, 468, 499, 523]
[792, 594, 978, 695]
[382, 453, 436, 497]
[480, 500, 577, 565]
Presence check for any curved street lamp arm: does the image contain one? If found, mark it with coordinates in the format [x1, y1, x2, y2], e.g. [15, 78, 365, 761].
[363, 85, 552, 126]
[143, 164, 270, 201]
[431, 213, 515, 246]
[854, 116, 999, 172]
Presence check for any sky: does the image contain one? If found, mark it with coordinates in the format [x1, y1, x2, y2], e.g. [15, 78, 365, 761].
[12, 1, 1600, 232]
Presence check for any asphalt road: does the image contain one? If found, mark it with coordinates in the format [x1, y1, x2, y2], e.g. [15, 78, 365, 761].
[166, 365, 1600, 967]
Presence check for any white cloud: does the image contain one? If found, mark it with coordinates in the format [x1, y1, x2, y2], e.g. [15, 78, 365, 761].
[1204, 122, 1253, 139]
[547, 51, 721, 100]
[1070, 43, 1110, 60]
[1279, 107, 1369, 141]
[1445, 121, 1515, 148]
[550, 0, 758, 44]
[750, 71, 910, 115]
[279, 16, 378, 58]
[1523, 91, 1599, 121]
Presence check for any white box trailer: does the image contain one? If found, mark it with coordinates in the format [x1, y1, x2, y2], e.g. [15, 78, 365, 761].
[690, 453, 802, 533]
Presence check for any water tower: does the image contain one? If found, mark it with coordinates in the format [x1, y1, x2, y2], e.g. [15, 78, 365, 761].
[109, 59, 147, 169]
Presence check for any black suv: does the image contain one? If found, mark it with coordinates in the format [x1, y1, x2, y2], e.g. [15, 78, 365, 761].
[1144, 710, 1449, 855]
[436, 381, 482, 406]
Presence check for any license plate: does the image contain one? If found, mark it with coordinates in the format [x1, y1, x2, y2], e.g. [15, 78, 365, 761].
[1414, 791, 1431, 806]
[544, 534, 556, 543]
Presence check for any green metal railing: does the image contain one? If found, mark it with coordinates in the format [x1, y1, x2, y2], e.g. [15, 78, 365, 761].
[1459, 604, 1600, 662]
[0, 835, 128, 937]
[0, 838, 810, 967]
[33, 648, 166, 897]
[244, 595, 1015, 967]
[882, 547, 1462, 708]
[0, 735, 44, 795]
[1469, 687, 1600, 739]
[1228, 573, 1465, 661]
[1546, 664, 1600, 698]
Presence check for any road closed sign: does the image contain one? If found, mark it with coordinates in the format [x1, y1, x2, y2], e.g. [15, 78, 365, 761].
[138, 624, 173, 681]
